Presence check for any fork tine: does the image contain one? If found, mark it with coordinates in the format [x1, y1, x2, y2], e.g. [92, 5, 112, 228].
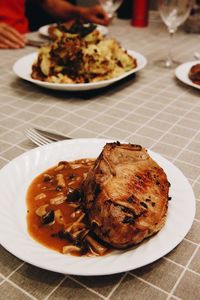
[25, 130, 44, 146]
[27, 128, 53, 144]
[26, 129, 52, 145]
[25, 128, 52, 146]
[25, 129, 47, 146]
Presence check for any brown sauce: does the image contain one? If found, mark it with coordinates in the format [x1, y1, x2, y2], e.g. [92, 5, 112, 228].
[26, 159, 110, 256]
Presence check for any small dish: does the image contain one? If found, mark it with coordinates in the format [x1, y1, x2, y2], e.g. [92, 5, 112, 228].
[38, 23, 108, 37]
[175, 60, 200, 90]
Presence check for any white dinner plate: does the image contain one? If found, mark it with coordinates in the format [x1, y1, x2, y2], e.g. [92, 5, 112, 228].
[175, 60, 200, 90]
[39, 23, 108, 37]
[13, 50, 147, 91]
[0, 138, 195, 276]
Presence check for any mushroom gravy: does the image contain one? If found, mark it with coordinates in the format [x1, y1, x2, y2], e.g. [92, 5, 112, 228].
[26, 159, 110, 256]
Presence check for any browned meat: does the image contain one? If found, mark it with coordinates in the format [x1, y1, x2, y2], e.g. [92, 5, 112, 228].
[189, 63, 200, 85]
[83, 142, 169, 249]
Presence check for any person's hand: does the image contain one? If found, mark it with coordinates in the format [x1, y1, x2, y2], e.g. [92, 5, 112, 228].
[81, 5, 110, 26]
[42, 1, 110, 26]
[0, 23, 25, 49]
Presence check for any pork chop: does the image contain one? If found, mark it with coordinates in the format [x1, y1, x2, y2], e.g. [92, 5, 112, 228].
[83, 142, 169, 249]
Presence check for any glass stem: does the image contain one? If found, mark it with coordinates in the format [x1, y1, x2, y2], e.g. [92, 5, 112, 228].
[166, 29, 175, 68]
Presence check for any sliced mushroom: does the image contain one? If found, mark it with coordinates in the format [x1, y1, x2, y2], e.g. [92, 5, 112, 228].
[41, 186, 47, 190]
[70, 222, 86, 234]
[56, 174, 66, 188]
[42, 210, 55, 225]
[79, 229, 90, 240]
[85, 235, 107, 256]
[41, 187, 56, 191]
[43, 174, 53, 182]
[91, 219, 101, 229]
[71, 227, 89, 240]
[65, 213, 85, 232]
[54, 164, 65, 171]
[58, 161, 70, 167]
[70, 209, 82, 218]
[67, 188, 82, 203]
[35, 205, 54, 225]
[70, 164, 82, 169]
[68, 181, 76, 186]
[35, 204, 49, 217]
[62, 245, 81, 254]
[68, 203, 80, 208]
[34, 193, 46, 201]
[54, 209, 64, 224]
[50, 193, 66, 205]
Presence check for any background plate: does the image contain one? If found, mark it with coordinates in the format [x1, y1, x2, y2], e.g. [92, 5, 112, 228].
[0, 138, 195, 276]
[175, 60, 200, 90]
[38, 23, 108, 37]
[13, 50, 147, 91]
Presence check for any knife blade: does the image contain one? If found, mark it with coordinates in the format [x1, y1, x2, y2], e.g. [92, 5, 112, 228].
[35, 128, 71, 141]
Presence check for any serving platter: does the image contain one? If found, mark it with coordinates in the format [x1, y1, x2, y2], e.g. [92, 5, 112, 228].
[38, 23, 108, 37]
[13, 50, 147, 91]
[175, 60, 200, 90]
[0, 138, 195, 276]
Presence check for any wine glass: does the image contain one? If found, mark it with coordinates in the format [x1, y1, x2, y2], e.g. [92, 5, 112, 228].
[157, 0, 193, 68]
[99, 0, 123, 19]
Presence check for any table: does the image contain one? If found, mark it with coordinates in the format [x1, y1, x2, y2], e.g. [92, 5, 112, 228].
[0, 13, 200, 300]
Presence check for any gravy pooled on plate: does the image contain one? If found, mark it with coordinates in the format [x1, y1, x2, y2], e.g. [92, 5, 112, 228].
[26, 159, 110, 256]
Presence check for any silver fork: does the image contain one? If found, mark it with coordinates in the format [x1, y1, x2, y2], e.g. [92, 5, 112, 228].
[24, 128, 69, 146]
[25, 128, 53, 146]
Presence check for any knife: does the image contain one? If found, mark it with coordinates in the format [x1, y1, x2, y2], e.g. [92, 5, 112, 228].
[35, 128, 71, 141]
[26, 39, 49, 48]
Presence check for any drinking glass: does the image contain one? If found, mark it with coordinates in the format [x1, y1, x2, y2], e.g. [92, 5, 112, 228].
[157, 0, 193, 68]
[99, 0, 123, 19]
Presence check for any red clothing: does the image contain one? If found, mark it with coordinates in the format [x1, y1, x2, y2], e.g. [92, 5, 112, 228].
[0, 0, 29, 33]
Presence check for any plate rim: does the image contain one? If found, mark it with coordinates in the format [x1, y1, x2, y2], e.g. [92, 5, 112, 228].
[0, 138, 196, 276]
[13, 50, 147, 91]
[175, 60, 200, 90]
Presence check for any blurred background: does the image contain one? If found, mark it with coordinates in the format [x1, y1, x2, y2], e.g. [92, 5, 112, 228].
[78, 0, 157, 9]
